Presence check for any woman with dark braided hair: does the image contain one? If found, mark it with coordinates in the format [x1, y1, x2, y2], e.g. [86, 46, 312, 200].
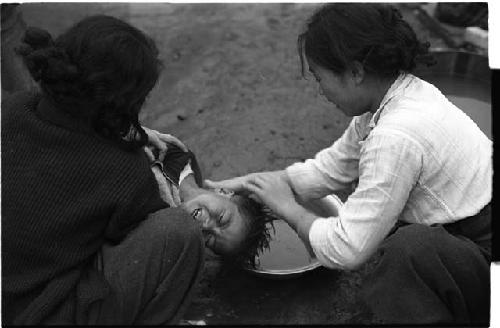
[207, 3, 492, 325]
[2, 16, 205, 325]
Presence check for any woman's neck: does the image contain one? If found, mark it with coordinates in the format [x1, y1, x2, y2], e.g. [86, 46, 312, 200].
[368, 75, 398, 114]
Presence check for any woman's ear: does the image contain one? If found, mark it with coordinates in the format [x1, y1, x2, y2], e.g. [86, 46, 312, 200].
[350, 60, 365, 85]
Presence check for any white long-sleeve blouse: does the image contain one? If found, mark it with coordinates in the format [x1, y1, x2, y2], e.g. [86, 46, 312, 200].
[286, 73, 492, 270]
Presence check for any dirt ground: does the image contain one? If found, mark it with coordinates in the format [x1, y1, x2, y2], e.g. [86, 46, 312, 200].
[17, 3, 451, 324]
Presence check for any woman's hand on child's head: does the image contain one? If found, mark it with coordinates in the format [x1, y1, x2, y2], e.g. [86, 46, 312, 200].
[206, 171, 296, 218]
[204, 175, 253, 195]
[204, 170, 289, 196]
[243, 171, 298, 219]
[142, 126, 188, 161]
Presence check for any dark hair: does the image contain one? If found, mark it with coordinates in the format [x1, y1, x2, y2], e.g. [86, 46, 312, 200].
[224, 195, 278, 268]
[298, 3, 435, 78]
[16, 15, 162, 150]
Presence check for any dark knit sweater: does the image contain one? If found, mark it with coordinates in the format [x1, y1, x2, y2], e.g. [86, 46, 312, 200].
[1, 91, 167, 324]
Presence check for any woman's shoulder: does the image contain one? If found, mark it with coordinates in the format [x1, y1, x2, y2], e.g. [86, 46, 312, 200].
[380, 76, 450, 125]
[1, 90, 42, 134]
[403, 75, 451, 109]
[101, 144, 153, 181]
[1, 90, 41, 113]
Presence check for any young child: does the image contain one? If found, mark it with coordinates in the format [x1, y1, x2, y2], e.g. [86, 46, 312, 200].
[148, 144, 276, 268]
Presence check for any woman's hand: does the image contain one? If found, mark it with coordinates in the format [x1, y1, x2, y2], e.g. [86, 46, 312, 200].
[243, 172, 300, 219]
[207, 170, 298, 218]
[204, 170, 290, 195]
[142, 126, 188, 162]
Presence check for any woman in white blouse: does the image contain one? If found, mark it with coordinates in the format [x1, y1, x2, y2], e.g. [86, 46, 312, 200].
[206, 3, 492, 325]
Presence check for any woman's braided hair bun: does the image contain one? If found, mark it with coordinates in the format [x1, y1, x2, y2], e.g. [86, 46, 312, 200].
[366, 6, 436, 75]
[16, 27, 79, 84]
[14, 16, 162, 150]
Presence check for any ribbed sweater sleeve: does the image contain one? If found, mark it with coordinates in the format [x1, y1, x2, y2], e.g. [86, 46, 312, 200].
[105, 158, 167, 243]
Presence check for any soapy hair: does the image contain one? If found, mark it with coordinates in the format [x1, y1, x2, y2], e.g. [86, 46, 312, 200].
[298, 3, 435, 78]
[16, 15, 162, 150]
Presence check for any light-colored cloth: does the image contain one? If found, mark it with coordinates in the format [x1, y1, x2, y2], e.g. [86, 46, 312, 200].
[286, 73, 492, 270]
[150, 165, 181, 207]
[150, 161, 194, 208]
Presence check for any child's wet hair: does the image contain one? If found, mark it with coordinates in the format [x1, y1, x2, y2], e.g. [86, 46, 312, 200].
[298, 3, 435, 79]
[223, 194, 278, 268]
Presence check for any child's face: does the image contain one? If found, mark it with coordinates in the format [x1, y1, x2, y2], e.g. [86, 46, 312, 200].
[182, 189, 249, 255]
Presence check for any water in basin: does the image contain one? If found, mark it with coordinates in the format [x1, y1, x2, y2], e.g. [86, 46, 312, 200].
[255, 220, 315, 271]
[253, 195, 341, 272]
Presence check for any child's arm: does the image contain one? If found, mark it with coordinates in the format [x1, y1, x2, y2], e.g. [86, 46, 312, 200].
[162, 144, 203, 187]
[179, 163, 204, 202]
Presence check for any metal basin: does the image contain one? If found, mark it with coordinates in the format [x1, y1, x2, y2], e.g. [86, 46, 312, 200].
[244, 194, 343, 279]
[414, 49, 490, 83]
[413, 49, 491, 138]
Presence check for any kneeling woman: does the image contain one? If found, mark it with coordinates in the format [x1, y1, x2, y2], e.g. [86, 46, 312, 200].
[207, 3, 492, 325]
[2, 16, 204, 325]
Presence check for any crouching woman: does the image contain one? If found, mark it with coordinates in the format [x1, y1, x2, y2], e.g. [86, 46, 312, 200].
[1, 16, 204, 325]
[206, 3, 492, 325]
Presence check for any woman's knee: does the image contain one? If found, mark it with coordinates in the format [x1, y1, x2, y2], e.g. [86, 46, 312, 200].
[375, 223, 489, 276]
[380, 224, 443, 263]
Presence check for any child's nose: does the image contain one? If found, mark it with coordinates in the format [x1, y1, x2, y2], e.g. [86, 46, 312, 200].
[201, 217, 216, 230]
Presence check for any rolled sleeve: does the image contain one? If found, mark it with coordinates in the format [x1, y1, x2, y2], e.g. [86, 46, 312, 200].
[286, 117, 363, 201]
[286, 161, 334, 201]
[309, 217, 359, 269]
[307, 130, 423, 270]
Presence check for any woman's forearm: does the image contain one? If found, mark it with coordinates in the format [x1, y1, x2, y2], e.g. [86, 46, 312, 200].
[281, 203, 319, 257]
[281, 164, 327, 258]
